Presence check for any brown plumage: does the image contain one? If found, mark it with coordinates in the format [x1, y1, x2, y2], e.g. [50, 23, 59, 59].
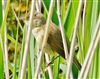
[31, 12, 81, 70]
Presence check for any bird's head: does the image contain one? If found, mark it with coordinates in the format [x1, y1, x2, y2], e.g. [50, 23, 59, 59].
[22, 11, 46, 29]
[32, 12, 46, 28]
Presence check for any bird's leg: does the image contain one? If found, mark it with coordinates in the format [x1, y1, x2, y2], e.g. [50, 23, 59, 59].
[46, 55, 60, 67]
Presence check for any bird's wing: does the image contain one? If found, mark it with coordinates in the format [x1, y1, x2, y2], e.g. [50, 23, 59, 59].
[47, 23, 66, 58]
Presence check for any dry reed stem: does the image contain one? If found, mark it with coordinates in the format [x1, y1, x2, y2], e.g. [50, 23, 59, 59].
[2, 0, 10, 78]
[66, 1, 83, 79]
[78, 14, 100, 79]
[57, 0, 69, 60]
[45, 53, 53, 79]
[20, 0, 36, 79]
[36, 1, 53, 79]
[34, 0, 55, 78]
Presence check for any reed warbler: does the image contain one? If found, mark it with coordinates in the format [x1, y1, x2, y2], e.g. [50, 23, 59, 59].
[24, 12, 81, 70]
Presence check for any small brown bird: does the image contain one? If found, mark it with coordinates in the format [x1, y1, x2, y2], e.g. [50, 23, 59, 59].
[27, 12, 81, 70]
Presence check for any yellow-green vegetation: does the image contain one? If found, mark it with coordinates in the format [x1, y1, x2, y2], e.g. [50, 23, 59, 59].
[0, 0, 100, 79]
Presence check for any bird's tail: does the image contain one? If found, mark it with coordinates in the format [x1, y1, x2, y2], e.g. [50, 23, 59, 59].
[73, 57, 81, 70]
